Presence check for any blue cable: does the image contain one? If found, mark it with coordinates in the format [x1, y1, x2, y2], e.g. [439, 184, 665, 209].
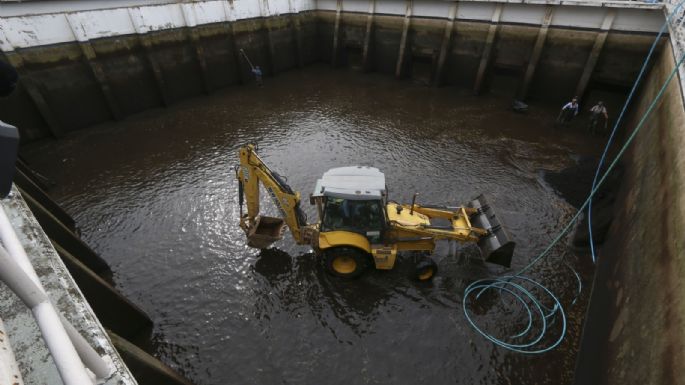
[463, 4, 685, 353]
[589, 0, 685, 263]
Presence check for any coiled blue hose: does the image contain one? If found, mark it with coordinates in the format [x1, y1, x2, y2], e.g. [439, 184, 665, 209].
[463, 3, 685, 353]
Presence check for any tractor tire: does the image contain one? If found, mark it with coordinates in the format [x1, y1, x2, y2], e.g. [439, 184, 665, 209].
[415, 257, 437, 281]
[323, 246, 370, 279]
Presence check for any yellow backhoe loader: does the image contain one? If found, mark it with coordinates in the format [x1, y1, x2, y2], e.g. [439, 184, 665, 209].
[235, 144, 515, 281]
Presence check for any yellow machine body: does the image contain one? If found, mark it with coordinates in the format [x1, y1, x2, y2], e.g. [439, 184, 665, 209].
[235, 145, 515, 276]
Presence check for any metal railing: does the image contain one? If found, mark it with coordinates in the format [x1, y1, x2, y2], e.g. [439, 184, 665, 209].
[0, 202, 112, 385]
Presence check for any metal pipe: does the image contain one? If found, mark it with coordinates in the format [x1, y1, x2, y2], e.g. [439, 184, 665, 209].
[0, 204, 111, 379]
[239, 49, 254, 70]
[410, 193, 419, 215]
[0, 317, 25, 385]
[0, 245, 94, 385]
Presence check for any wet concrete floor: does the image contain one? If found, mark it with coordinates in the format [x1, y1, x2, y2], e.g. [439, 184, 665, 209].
[23, 66, 611, 385]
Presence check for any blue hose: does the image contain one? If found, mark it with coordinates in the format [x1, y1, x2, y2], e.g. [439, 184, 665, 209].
[588, 0, 685, 263]
[463, 4, 685, 353]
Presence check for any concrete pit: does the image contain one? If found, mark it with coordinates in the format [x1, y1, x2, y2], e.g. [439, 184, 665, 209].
[1, 1, 684, 384]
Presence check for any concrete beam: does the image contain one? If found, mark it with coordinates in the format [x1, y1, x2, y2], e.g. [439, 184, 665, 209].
[518, 5, 554, 100]
[474, 3, 503, 94]
[180, 4, 212, 94]
[395, 0, 413, 78]
[1, 52, 65, 138]
[128, 8, 170, 106]
[332, 0, 343, 66]
[221, 1, 246, 84]
[361, 0, 376, 72]
[291, 13, 305, 67]
[65, 14, 123, 120]
[257, 0, 276, 74]
[287, 0, 304, 68]
[108, 331, 195, 385]
[262, 20, 277, 74]
[54, 242, 153, 341]
[19, 190, 113, 279]
[575, 9, 616, 98]
[13, 168, 76, 232]
[435, 2, 458, 86]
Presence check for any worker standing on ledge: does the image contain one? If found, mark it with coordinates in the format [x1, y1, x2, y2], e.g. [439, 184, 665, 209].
[557, 97, 579, 126]
[252, 65, 263, 87]
[588, 101, 609, 135]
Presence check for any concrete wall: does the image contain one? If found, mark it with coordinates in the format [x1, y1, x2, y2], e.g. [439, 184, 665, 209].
[574, 38, 685, 385]
[318, 0, 664, 98]
[0, 0, 318, 142]
[0, 0, 666, 144]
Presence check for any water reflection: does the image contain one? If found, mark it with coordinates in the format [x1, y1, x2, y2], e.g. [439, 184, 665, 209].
[22, 66, 609, 385]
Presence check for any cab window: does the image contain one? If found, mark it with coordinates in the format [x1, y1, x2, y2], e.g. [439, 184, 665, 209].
[321, 198, 384, 239]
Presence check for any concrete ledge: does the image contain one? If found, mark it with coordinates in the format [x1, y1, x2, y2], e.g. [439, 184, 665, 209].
[453, 0, 663, 9]
[0, 186, 136, 385]
[0, 0, 665, 52]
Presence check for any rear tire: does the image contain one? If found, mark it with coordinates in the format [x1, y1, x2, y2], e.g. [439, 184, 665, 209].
[323, 246, 369, 279]
[415, 257, 437, 281]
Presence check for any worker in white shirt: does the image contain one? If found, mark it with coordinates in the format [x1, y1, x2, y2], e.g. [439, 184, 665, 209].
[557, 97, 579, 125]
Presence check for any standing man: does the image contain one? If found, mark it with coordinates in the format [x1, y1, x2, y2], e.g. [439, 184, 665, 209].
[557, 97, 579, 126]
[252, 65, 263, 87]
[588, 101, 609, 135]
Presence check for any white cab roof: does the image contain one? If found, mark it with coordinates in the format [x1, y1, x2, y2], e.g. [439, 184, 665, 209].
[312, 166, 386, 200]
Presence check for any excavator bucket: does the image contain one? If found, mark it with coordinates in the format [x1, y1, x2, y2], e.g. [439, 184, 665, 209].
[246, 216, 286, 249]
[468, 194, 515, 268]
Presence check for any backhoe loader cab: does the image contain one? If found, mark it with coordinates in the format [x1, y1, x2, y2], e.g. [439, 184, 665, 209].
[235, 144, 515, 281]
[312, 167, 386, 244]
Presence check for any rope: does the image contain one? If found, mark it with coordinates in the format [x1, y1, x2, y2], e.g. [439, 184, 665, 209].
[463, 5, 685, 353]
[240, 49, 255, 70]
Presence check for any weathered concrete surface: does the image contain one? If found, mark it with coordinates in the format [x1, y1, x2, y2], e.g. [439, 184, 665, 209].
[574, 41, 685, 385]
[318, 8, 663, 100]
[0, 1, 664, 143]
[0, 12, 319, 143]
[0, 187, 137, 385]
[109, 331, 195, 385]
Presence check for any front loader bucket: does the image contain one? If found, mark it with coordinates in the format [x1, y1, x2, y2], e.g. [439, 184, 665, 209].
[468, 194, 515, 268]
[246, 216, 286, 249]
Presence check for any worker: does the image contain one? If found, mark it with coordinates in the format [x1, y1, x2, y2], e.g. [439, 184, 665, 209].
[557, 97, 579, 126]
[588, 101, 609, 135]
[0, 61, 18, 97]
[251, 65, 263, 86]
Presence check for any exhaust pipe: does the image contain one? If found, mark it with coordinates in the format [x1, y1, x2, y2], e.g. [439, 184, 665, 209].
[468, 194, 515, 268]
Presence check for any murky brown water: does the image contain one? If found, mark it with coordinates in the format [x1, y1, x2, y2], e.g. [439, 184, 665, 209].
[23, 66, 610, 385]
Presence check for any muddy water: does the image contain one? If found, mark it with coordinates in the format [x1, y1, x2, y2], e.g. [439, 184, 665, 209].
[24, 66, 608, 385]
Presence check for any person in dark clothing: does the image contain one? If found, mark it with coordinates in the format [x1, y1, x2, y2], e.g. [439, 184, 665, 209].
[588, 101, 609, 135]
[251, 66, 263, 86]
[557, 97, 579, 125]
[0, 61, 18, 97]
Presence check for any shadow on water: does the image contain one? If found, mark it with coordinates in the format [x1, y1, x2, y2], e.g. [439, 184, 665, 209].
[253, 248, 436, 339]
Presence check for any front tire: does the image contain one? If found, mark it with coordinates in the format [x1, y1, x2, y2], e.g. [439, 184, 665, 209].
[323, 246, 370, 279]
[415, 257, 437, 281]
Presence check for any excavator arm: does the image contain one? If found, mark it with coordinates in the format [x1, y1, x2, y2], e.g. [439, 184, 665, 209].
[235, 145, 308, 247]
